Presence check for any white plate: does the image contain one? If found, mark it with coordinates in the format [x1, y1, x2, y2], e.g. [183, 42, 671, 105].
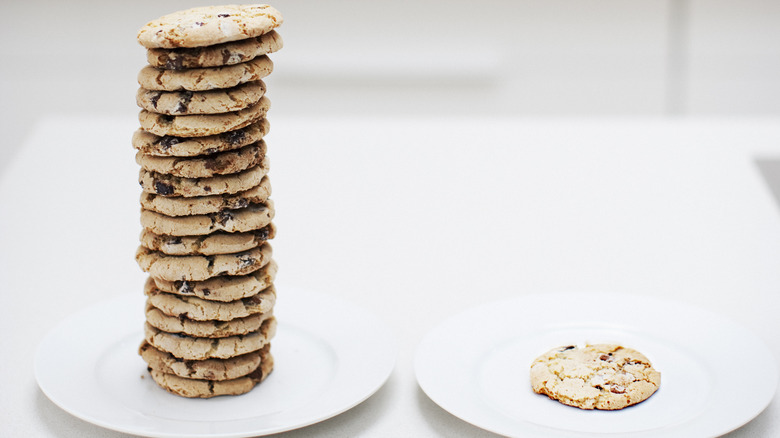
[35, 287, 397, 437]
[415, 293, 778, 438]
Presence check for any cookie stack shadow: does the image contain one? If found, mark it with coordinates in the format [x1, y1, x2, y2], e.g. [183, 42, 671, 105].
[132, 8, 283, 398]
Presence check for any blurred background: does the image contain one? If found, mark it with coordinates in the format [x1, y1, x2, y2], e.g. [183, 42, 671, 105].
[1, 0, 779, 176]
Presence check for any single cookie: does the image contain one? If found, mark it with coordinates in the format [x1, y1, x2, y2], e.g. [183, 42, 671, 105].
[140, 224, 275, 256]
[139, 158, 268, 198]
[145, 300, 272, 337]
[137, 80, 265, 115]
[530, 344, 661, 410]
[138, 56, 273, 92]
[147, 30, 283, 70]
[136, 242, 272, 281]
[144, 318, 276, 360]
[140, 176, 271, 216]
[137, 5, 283, 49]
[140, 201, 274, 236]
[136, 141, 266, 178]
[145, 280, 276, 321]
[140, 341, 267, 381]
[153, 260, 278, 302]
[132, 119, 269, 157]
[139, 96, 270, 137]
[147, 349, 274, 398]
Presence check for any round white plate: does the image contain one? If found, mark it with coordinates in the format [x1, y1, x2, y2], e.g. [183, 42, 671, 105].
[35, 287, 397, 437]
[415, 293, 777, 438]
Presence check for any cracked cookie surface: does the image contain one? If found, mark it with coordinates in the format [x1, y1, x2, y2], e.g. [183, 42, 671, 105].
[137, 4, 282, 49]
[530, 344, 660, 410]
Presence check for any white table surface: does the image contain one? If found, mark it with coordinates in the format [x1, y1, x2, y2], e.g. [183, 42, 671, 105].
[2, 115, 779, 437]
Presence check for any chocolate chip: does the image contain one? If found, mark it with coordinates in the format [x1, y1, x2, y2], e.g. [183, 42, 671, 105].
[167, 237, 182, 245]
[160, 114, 175, 123]
[561, 346, 576, 352]
[154, 181, 175, 195]
[224, 129, 246, 145]
[174, 90, 193, 113]
[202, 288, 211, 296]
[238, 254, 256, 268]
[203, 185, 212, 193]
[216, 211, 234, 226]
[176, 281, 194, 294]
[148, 91, 162, 109]
[164, 55, 184, 71]
[158, 136, 180, 150]
[600, 354, 613, 361]
[194, 21, 205, 26]
[217, 13, 231, 17]
[221, 48, 232, 64]
[256, 227, 270, 240]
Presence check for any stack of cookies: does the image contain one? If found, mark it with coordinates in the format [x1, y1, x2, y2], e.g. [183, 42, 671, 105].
[132, 5, 283, 398]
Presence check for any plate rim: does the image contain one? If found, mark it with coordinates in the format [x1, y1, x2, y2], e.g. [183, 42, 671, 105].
[35, 287, 398, 438]
[414, 292, 778, 438]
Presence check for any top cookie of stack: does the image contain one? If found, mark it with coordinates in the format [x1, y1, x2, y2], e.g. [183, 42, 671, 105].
[133, 4, 283, 398]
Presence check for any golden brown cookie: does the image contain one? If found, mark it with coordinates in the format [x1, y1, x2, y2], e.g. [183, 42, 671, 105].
[152, 260, 278, 302]
[137, 5, 282, 49]
[135, 242, 272, 281]
[139, 225, 275, 256]
[530, 344, 661, 410]
[138, 158, 269, 198]
[147, 350, 274, 398]
[147, 30, 282, 70]
[140, 341, 268, 381]
[132, 119, 269, 157]
[138, 96, 270, 137]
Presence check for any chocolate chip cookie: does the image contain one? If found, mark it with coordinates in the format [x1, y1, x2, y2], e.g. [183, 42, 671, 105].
[530, 344, 661, 410]
[147, 30, 282, 70]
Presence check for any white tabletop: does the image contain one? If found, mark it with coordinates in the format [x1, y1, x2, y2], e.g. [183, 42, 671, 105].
[2, 115, 779, 437]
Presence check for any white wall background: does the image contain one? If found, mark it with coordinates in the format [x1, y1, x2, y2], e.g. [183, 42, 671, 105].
[1, 0, 779, 174]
